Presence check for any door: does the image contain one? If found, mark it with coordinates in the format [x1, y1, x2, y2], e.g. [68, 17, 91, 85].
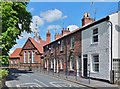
[83, 54, 88, 78]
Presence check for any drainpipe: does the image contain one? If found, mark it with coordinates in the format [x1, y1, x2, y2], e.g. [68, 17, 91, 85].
[107, 20, 113, 71]
[107, 20, 113, 83]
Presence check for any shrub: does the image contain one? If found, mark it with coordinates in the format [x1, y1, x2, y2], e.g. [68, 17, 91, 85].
[0, 69, 9, 80]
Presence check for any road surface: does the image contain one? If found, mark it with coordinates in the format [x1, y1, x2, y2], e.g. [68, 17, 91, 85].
[6, 68, 92, 89]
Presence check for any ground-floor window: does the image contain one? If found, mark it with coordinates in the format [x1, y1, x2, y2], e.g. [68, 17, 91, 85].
[32, 51, 34, 63]
[24, 51, 26, 63]
[60, 59, 63, 69]
[70, 55, 74, 70]
[50, 59, 53, 69]
[92, 54, 99, 72]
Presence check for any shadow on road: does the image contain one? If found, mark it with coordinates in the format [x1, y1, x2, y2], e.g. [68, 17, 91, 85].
[6, 68, 33, 81]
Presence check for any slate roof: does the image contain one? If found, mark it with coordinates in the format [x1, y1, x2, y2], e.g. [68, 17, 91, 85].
[9, 48, 22, 59]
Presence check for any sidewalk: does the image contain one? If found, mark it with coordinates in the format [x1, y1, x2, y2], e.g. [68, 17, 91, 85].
[33, 69, 119, 89]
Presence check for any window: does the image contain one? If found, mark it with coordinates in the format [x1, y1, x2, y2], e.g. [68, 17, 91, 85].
[50, 59, 53, 69]
[70, 37, 74, 49]
[92, 28, 98, 43]
[92, 54, 99, 72]
[32, 51, 34, 63]
[70, 54, 74, 70]
[60, 40, 64, 51]
[28, 51, 31, 63]
[24, 51, 26, 63]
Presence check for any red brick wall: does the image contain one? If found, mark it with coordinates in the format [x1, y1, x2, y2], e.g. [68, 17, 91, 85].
[44, 30, 82, 73]
[19, 39, 43, 66]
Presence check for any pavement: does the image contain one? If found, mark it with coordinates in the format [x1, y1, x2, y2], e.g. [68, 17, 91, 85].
[32, 68, 120, 89]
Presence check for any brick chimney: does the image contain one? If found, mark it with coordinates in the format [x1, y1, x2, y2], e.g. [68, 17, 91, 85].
[46, 30, 51, 44]
[62, 28, 70, 36]
[82, 13, 95, 26]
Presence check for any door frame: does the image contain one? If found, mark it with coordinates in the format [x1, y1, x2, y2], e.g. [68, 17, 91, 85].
[83, 54, 88, 78]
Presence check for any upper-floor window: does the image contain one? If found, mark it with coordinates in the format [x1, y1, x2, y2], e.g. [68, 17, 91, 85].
[92, 28, 98, 43]
[60, 40, 64, 51]
[50, 44, 53, 53]
[70, 37, 74, 49]
[92, 54, 99, 72]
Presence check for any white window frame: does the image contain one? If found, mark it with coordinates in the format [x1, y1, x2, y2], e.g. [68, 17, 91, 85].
[28, 51, 30, 63]
[32, 51, 34, 63]
[60, 40, 64, 51]
[70, 37, 74, 49]
[92, 28, 98, 44]
[92, 54, 99, 73]
[24, 51, 26, 63]
[50, 59, 53, 69]
[70, 54, 74, 70]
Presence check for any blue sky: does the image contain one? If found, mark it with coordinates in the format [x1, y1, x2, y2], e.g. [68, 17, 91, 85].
[9, 2, 119, 54]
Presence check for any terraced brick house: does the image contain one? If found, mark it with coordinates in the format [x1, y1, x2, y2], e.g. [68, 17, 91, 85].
[43, 13, 94, 76]
[43, 11, 120, 83]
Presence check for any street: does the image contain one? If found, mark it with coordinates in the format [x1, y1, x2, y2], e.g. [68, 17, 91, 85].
[5, 68, 91, 89]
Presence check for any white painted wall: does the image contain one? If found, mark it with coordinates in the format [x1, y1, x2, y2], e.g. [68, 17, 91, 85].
[82, 21, 111, 81]
[109, 12, 119, 59]
[118, 11, 120, 58]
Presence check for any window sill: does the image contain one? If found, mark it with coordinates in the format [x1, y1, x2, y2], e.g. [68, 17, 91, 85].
[90, 71, 99, 74]
[60, 50, 63, 53]
[91, 42, 98, 46]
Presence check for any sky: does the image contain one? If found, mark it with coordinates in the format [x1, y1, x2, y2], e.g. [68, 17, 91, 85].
[9, 1, 119, 55]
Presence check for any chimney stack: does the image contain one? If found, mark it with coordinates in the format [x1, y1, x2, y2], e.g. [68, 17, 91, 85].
[82, 13, 95, 26]
[46, 30, 51, 44]
[62, 28, 70, 36]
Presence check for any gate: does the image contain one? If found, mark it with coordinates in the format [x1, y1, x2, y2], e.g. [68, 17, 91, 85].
[113, 59, 120, 84]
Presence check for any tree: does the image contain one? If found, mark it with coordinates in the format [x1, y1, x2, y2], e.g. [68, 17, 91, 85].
[0, 1, 32, 65]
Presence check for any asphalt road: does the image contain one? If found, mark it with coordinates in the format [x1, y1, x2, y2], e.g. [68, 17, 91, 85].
[5, 68, 92, 89]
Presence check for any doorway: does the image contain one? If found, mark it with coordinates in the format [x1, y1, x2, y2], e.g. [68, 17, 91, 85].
[83, 54, 88, 78]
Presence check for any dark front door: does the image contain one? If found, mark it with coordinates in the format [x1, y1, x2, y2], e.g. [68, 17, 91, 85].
[83, 55, 88, 78]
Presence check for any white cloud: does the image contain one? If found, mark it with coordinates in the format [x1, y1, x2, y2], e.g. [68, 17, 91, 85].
[32, 16, 44, 26]
[47, 25, 62, 30]
[62, 16, 67, 19]
[29, 8, 34, 12]
[67, 25, 79, 31]
[30, 16, 44, 31]
[40, 9, 67, 22]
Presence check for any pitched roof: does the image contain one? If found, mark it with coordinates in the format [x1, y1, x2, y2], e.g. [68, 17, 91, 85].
[29, 37, 47, 54]
[9, 48, 22, 59]
[44, 16, 109, 47]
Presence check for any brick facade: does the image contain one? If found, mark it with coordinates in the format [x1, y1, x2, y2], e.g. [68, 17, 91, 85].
[43, 13, 94, 76]
[44, 29, 82, 75]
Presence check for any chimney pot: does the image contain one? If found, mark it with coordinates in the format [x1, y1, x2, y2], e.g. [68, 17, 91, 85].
[82, 12, 94, 26]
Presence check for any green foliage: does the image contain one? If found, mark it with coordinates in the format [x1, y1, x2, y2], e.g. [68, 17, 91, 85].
[0, 69, 9, 80]
[0, 56, 9, 65]
[1, 1, 32, 64]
